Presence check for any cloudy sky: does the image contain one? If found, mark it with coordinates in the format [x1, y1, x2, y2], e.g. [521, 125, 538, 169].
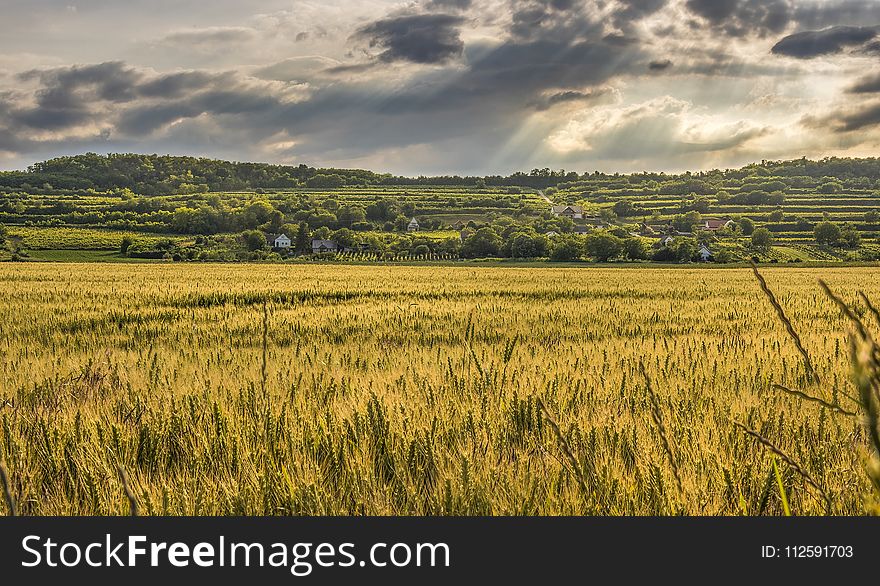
[0, 0, 879, 175]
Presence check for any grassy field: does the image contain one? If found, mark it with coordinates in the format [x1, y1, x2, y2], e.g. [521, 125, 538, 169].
[0, 264, 878, 515]
[5, 226, 190, 250]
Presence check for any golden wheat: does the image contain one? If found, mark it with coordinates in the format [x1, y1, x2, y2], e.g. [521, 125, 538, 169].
[0, 263, 877, 515]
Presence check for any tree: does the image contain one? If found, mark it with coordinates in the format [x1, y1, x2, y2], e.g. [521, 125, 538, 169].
[738, 217, 754, 235]
[461, 227, 502, 258]
[866, 210, 879, 225]
[819, 181, 842, 193]
[313, 226, 332, 240]
[623, 237, 648, 260]
[241, 230, 266, 251]
[550, 236, 583, 261]
[613, 200, 638, 217]
[294, 222, 310, 254]
[119, 235, 134, 254]
[751, 227, 773, 252]
[672, 211, 701, 232]
[337, 205, 366, 226]
[331, 228, 359, 250]
[840, 224, 861, 249]
[814, 221, 841, 245]
[585, 232, 623, 262]
[794, 216, 812, 231]
[509, 232, 549, 258]
[768, 209, 784, 223]
[675, 239, 697, 262]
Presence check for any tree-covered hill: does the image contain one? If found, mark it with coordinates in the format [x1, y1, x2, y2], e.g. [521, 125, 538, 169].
[4, 153, 879, 196]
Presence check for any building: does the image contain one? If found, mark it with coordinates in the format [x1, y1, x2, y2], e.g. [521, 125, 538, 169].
[573, 225, 590, 234]
[407, 217, 420, 232]
[269, 233, 291, 249]
[311, 239, 338, 254]
[551, 205, 584, 219]
[698, 245, 713, 261]
[702, 219, 735, 232]
[658, 235, 676, 247]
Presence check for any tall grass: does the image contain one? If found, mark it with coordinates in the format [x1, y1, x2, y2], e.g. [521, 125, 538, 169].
[0, 263, 878, 515]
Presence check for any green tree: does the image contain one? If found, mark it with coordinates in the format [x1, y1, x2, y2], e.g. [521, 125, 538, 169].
[865, 210, 879, 225]
[550, 236, 583, 261]
[313, 226, 332, 240]
[814, 221, 841, 245]
[675, 239, 697, 262]
[331, 228, 359, 250]
[337, 205, 367, 227]
[613, 200, 637, 217]
[623, 237, 648, 260]
[738, 217, 754, 235]
[672, 211, 701, 232]
[461, 227, 503, 258]
[768, 209, 784, 222]
[585, 232, 623, 262]
[241, 230, 266, 251]
[294, 222, 310, 254]
[819, 181, 842, 193]
[840, 224, 861, 249]
[751, 227, 773, 252]
[509, 232, 550, 258]
[119, 235, 134, 254]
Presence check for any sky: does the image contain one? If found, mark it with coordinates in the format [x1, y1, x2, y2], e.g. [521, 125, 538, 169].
[0, 0, 879, 175]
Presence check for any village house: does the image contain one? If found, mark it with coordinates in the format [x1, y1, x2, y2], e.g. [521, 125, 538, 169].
[573, 225, 590, 234]
[698, 245, 713, 261]
[311, 239, 338, 254]
[551, 205, 584, 219]
[702, 219, 735, 232]
[407, 217, 420, 232]
[267, 233, 291, 249]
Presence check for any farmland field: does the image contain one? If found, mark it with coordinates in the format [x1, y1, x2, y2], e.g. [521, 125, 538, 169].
[0, 263, 878, 515]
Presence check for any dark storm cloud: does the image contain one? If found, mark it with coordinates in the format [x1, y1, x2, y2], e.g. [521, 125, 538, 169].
[837, 101, 880, 131]
[848, 74, 880, 93]
[424, 0, 472, 9]
[792, 0, 880, 29]
[648, 59, 673, 70]
[352, 14, 465, 64]
[611, 0, 668, 32]
[529, 88, 613, 111]
[117, 89, 282, 135]
[5, 62, 276, 138]
[19, 62, 143, 104]
[509, 0, 594, 41]
[771, 26, 878, 58]
[11, 62, 142, 130]
[138, 71, 227, 98]
[685, 0, 791, 37]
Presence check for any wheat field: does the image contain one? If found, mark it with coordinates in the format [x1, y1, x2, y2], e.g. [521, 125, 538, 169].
[0, 263, 877, 515]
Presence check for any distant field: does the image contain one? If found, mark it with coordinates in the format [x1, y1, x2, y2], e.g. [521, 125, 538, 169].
[6, 226, 190, 250]
[26, 249, 157, 262]
[1, 263, 878, 515]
